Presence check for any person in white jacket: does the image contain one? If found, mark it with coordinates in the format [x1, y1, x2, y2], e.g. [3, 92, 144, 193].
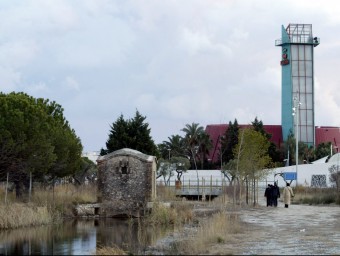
[282, 182, 294, 208]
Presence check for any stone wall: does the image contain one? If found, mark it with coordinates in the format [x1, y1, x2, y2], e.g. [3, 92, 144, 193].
[97, 148, 156, 217]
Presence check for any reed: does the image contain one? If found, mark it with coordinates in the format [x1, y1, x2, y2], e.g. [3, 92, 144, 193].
[0, 184, 16, 203]
[146, 201, 193, 226]
[170, 210, 242, 255]
[156, 184, 179, 201]
[0, 203, 52, 229]
[32, 183, 97, 205]
[0, 183, 98, 229]
[30, 183, 98, 216]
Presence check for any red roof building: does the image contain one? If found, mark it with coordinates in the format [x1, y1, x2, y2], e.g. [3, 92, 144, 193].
[205, 124, 340, 164]
[315, 126, 340, 152]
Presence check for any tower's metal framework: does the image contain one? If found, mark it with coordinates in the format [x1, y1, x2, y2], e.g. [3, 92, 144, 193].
[275, 24, 319, 146]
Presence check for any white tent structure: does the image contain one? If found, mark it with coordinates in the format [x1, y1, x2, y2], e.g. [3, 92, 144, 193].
[157, 169, 227, 186]
[157, 154, 340, 189]
[264, 163, 331, 188]
[311, 156, 329, 164]
[327, 152, 340, 164]
[269, 153, 340, 188]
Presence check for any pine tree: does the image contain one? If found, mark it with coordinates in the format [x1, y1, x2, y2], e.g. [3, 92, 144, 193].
[105, 114, 130, 153]
[221, 119, 239, 165]
[0, 92, 82, 197]
[103, 110, 158, 156]
[252, 117, 281, 163]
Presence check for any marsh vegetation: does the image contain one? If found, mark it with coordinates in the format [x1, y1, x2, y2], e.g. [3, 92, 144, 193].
[0, 183, 339, 255]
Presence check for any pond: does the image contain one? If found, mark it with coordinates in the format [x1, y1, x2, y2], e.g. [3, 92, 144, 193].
[0, 218, 171, 255]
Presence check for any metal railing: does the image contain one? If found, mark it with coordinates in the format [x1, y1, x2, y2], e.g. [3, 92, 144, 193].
[275, 37, 320, 46]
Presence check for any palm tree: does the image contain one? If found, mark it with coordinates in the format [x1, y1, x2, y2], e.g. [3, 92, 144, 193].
[158, 135, 186, 160]
[197, 132, 213, 169]
[167, 135, 186, 158]
[182, 123, 204, 144]
[181, 123, 211, 169]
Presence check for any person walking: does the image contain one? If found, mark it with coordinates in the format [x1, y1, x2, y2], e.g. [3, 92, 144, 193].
[271, 182, 280, 207]
[264, 184, 273, 207]
[282, 182, 294, 208]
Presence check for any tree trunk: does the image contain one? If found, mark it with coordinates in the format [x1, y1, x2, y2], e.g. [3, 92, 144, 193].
[233, 177, 240, 206]
[15, 181, 24, 199]
[245, 177, 249, 205]
[14, 178, 30, 200]
[239, 178, 242, 206]
[253, 178, 256, 206]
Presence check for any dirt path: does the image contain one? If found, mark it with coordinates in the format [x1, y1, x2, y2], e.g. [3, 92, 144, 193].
[219, 201, 340, 255]
[145, 197, 340, 255]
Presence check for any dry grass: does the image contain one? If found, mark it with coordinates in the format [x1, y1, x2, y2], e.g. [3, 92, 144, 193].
[0, 203, 53, 229]
[172, 210, 242, 255]
[0, 183, 97, 206]
[30, 183, 98, 217]
[0, 185, 16, 203]
[156, 184, 179, 201]
[0, 183, 97, 228]
[293, 187, 340, 205]
[148, 185, 194, 226]
[147, 187, 244, 254]
[95, 245, 127, 255]
[32, 183, 97, 206]
[147, 201, 194, 226]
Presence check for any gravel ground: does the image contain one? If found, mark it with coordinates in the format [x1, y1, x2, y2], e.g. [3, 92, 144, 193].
[145, 197, 340, 255]
[221, 203, 340, 255]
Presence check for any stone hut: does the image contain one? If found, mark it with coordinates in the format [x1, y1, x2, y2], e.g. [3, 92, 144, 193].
[96, 148, 157, 217]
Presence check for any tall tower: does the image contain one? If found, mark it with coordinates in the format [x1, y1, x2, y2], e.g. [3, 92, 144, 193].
[275, 24, 319, 146]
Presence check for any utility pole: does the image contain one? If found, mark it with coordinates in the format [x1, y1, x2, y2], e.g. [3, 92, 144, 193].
[292, 94, 301, 186]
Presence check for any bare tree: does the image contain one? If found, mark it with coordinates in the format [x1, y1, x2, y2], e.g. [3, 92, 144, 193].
[329, 164, 340, 192]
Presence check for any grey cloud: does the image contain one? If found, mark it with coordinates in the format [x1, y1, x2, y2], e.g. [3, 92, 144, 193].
[1, 0, 340, 152]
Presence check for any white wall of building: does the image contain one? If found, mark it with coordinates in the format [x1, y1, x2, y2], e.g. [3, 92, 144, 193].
[264, 162, 334, 188]
[157, 161, 338, 189]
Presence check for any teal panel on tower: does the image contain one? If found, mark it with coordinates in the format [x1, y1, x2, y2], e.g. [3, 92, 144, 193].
[280, 26, 293, 142]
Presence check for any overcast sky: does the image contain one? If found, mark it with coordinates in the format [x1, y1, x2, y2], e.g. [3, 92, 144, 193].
[1, 0, 340, 153]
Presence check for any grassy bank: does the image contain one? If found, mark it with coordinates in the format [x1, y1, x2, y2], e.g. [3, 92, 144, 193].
[0, 203, 54, 229]
[140, 186, 243, 255]
[168, 209, 242, 255]
[146, 200, 194, 226]
[7, 184, 339, 255]
[0, 183, 97, 229]
[31, 183, 97, 216]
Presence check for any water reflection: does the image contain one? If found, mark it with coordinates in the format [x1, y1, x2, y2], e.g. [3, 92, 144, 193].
[0, 218, 171, 255]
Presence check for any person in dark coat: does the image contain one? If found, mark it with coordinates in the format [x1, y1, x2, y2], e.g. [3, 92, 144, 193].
[264, 184, 273, 207]
[271, 182, 280, 207]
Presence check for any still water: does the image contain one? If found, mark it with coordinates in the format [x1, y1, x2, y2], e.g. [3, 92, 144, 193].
[0, 218, 171, 255]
